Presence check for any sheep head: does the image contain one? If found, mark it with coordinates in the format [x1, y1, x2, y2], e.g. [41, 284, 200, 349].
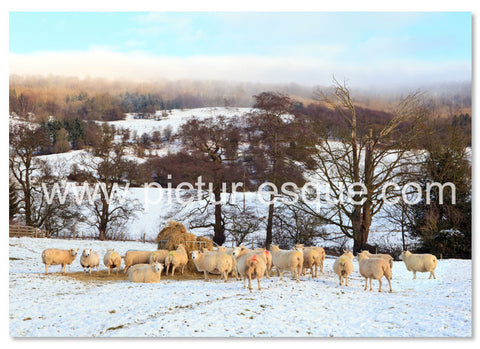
[69, 248, 79, 256]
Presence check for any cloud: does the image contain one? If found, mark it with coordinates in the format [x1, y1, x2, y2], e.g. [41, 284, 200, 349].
[9, 49, 471, 88]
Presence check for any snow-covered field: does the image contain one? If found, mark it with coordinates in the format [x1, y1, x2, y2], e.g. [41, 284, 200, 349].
[9, 237, 471, 337]
[109, 107, 252, 135]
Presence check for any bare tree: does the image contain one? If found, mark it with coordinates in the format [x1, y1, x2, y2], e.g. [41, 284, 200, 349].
[9, 123, 50, 226]
[176, 116, 242, 245]
[9, 123, 83, 234]
[80, 124, 142, 240]
[296, 78, 427, 252]
[246, 92, 312, 248]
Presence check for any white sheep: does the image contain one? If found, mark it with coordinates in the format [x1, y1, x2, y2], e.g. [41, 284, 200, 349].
[358, 250, 394, 268]
[191, 250, 233, 282]
[103, 249, 122, 275]
[149, 250, 170, 265]
[358, 257, 393, 292]
[41, 248, 79, 274]
[232, 246, 266, 292]
[269, 244, 303, 282]
[400, 250, 438, 279]
[217, 246, 240, 280]
[123, 250, 153, 274]
[79, 249, 100, 274]
[128, 263, 163, 283]
[333, 250, 354, 286]
[164, 244, 188, 276]
[253, 248, 273, 278]
[294, 244, 321, 278]
[126, 263, 152, 277]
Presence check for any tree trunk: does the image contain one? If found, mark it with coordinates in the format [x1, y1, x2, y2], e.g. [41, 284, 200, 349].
[265, 194, 275, 249]
[98, 199, 109, 241]
[212, 185, 225, 246]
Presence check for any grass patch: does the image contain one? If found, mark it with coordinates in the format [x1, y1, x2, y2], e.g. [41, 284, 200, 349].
[62, 269, 224, 283]
[106, 325, 124, 331]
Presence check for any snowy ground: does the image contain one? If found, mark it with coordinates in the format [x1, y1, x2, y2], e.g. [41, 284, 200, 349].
[109, 107, 252, 136]
[9, 237, 471, 337]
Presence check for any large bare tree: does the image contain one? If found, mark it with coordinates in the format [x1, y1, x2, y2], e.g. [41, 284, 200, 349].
[176, 115, 243, 245]
[80, 124, 141, 240]
[246, 92, 312, 248]
[296, 79, 427, 252]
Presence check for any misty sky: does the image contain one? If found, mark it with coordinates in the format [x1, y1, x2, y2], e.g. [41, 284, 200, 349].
[9, 12, 471, 88]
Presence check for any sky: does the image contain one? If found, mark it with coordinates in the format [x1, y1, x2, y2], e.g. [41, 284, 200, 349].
[8, 11, 472, 88]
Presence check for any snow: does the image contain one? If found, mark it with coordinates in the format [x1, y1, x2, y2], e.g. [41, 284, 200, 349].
[9, 237, 472, 337]
[107, 107, 252, 136]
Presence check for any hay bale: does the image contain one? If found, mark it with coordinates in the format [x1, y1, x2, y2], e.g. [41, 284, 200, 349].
[155, 221, 187, 243]
[166, 233, 197, 251]
[156, 221, 213, 273]
[196, 236, 214, 251]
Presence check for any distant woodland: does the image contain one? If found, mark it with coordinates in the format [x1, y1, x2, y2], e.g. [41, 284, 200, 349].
[9, 74, 472, 152]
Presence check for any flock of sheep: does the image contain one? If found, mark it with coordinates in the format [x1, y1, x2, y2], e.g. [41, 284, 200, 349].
[40, 243, 438, 292]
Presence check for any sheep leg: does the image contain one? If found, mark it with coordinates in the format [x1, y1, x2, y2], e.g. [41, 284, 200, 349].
[257, 277, 261, 290]
[430, 271, 436, 279]
[378, 279, 382, 292]
[243, 278, 247, 289]
[45, 264, 49, 274]
[412, 271, 416, 279]
[339, 275, 342, 286]
[107, 267, 111, 275]
[279, 271, 283, 281]
[203, 270, 209, 281]
[369, 278, 373, 291]
[62, 264, 66, 274]
[181, 265, 185, 275]
[387, 278, 392, 293]
[171, 266, 176, 277]
[223, 271, 228, 283]
[345, 275, 349, 286]
[248, 276, 252, 292]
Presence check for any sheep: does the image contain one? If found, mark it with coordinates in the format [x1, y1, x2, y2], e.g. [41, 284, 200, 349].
[149, 249, 169, 265]
[126, 263, 153, 277]
[358, 250, 394, 268]
[217, 246, 240, 280]
[123, 250, 153, 274]
[333, 250, 354, 286]
[41, 248, 79, 274]
[269, 244, 303, 282]
[313, 246, 326, 273]
[103, 249, 122, 275]
[232, 246, 266, 292]
[80, 249, 100, 274]
[128, 263, 163, 283]
[253, 248, 273, 278]
[358, 258, 393, 293]
[164, 244, 188, 276]
[400, 250, 438, 280]
[294, 244, 321, 278]
[191, 250, 233, 282]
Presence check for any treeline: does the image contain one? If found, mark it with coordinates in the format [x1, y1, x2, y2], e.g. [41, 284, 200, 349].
[9, 87, 197, 122]
[8, 75, 321, 121]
